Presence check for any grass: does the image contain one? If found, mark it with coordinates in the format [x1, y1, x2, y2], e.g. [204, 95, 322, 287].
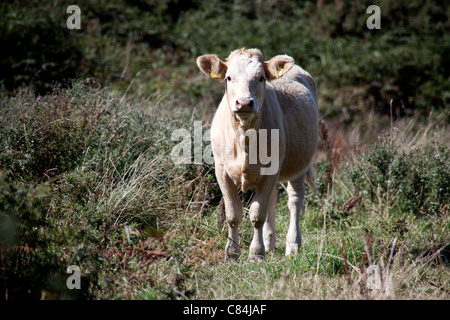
[182, 200, 449, 300]
[1, 79, 449, 300]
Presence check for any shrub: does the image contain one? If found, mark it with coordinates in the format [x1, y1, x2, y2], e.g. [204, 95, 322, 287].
[0, 79, 222, 299]
[2, 0, 448, 115]
[0, 173, 97, 299]
[0, 1, 82, 93]
[0, 80, 109, 182]
[347, 136, 449, 217]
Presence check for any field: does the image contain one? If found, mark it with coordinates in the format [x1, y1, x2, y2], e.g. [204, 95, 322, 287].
[0, 0, 449, 300]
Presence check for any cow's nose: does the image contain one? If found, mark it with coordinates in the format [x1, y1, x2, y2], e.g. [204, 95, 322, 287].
[235, 98, 254, 113]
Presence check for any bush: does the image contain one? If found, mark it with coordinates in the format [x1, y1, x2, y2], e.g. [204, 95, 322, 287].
[0, 80, 221, 299]
[0, 173, 97, 299]
[0, 1, 82, 93]
[1, 0, 448, 115]
[0, 80, 109, 182]
[347, 136, 449, 217]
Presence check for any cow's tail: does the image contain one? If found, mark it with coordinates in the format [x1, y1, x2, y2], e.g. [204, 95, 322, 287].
[305, 164, 317, 194]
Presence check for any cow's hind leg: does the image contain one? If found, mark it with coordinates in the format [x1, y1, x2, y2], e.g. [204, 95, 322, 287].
[286, 174, 306, 256]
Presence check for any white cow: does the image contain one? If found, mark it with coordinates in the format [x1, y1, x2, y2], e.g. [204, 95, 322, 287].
[197, 48, 318, 261]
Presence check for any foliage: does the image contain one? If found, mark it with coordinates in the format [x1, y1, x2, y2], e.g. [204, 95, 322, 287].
[0, 81, 220, 299]
[0, 0, 82, 93]
[0, 173, 98, 299]
[347, 134, 449, 217]
[0, 80, 106, 182]
[1, 0, 448, 113]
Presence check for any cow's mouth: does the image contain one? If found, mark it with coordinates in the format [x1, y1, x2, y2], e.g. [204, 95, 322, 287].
[234, 111, 254, 118]
[233, 112, 256, 127]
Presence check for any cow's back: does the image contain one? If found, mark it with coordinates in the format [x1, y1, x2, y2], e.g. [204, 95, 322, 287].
[270, 65, 319, 181]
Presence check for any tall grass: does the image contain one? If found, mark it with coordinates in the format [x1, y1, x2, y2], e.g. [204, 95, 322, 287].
[0, 80, 219, 299]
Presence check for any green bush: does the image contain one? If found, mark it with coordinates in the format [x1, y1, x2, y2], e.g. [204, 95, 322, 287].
[0, 80, 109, 182]
[0, 80, 221, 299]
[347, 136, 449, 217]
[0, 1, 82, 93]
[0, 173, 97, 299]
[1, 0, 448, 114]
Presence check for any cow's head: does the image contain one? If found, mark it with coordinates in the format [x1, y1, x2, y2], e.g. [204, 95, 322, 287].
[197, 49, 294, 127]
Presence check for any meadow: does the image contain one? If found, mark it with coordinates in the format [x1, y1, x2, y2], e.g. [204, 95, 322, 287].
[0, 0, 449, 300]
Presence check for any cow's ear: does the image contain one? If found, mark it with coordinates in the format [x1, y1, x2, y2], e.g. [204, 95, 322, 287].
[196, 55, 227, 80]
[265, 55, 294, 80]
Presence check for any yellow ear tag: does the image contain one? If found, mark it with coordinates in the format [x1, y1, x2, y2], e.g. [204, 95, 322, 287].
[277, 67, 283, 78]
[210, 72, 221, 79]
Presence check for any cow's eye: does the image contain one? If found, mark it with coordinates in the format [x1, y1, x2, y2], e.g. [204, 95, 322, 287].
[226, 76, 232, 82]
[259, 76, 266, 82]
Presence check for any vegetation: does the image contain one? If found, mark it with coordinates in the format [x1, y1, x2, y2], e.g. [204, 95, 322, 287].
[0, 0, 449, 300]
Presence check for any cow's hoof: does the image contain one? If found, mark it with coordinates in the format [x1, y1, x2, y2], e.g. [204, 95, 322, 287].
[225, 246, 241, 262]
[225, 243, 241, 262]
[249, 248, 265, 262]
[225, 251, 240, 262]
[285, 241, 301, 256]
[249, 254, 265, 262]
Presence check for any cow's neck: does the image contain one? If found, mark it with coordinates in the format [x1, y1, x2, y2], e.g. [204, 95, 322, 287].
[230, 113, 260, 192]
[231, 113, 260, 150]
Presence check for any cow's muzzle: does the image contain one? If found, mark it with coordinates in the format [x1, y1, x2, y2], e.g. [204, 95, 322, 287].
[234, 97, 256, 114]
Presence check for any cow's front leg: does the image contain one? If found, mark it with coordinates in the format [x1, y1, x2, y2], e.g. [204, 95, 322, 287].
[249, 176, 278, 261]
[216, 164, 243, 261]
[263, 185, 278, 252]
